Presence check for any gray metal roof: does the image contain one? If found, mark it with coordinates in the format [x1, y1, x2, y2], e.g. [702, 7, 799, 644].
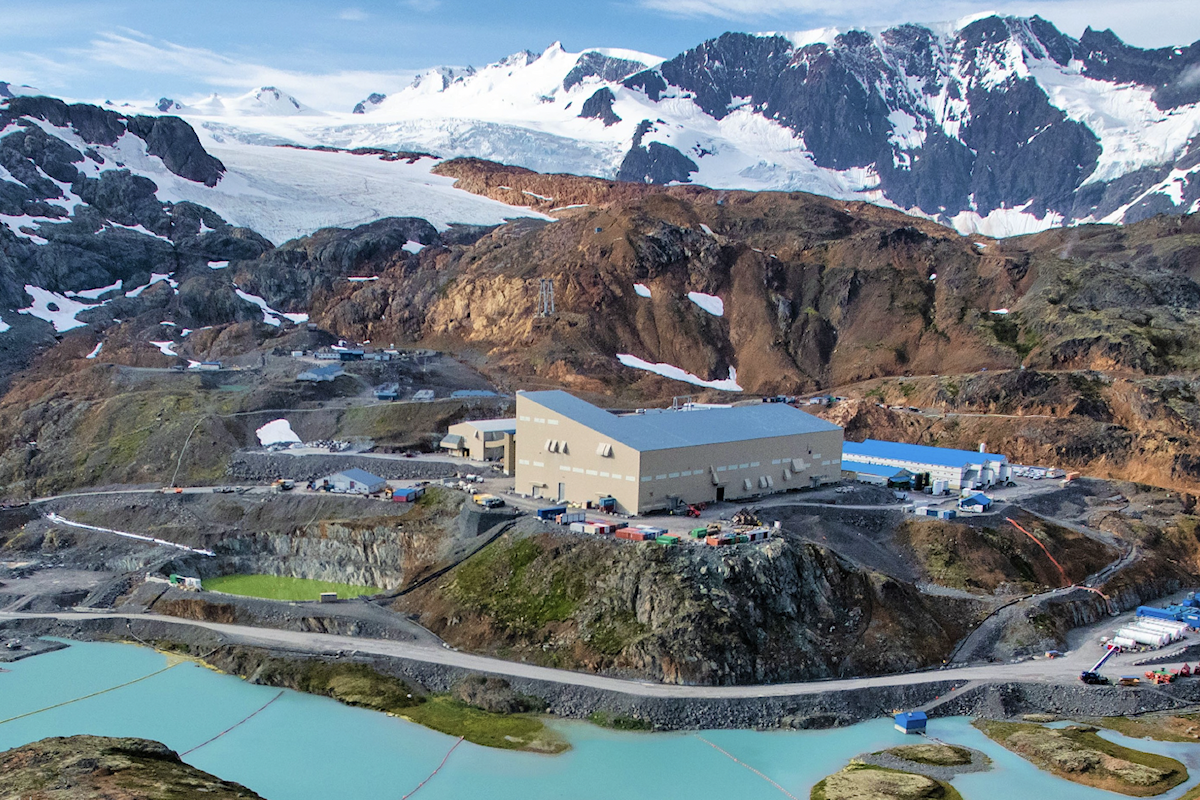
[330, 468, 386, 485]
[461, 418, 517, 433]
[302, 364, 344, 377]
[519, 391, 841, 452]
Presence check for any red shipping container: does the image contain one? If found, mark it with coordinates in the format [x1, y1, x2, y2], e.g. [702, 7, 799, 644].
[615, 528, 637, 540]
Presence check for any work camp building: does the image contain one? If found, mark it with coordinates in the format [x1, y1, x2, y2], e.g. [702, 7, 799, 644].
[514, 390, 843, 514]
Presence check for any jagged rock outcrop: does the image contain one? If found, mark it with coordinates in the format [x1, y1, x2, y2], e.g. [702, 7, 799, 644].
[400, 530, 977, 685]
[579, 87, 620, 126]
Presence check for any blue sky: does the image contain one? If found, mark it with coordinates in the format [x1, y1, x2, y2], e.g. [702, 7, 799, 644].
[2, 0, 1198, 111]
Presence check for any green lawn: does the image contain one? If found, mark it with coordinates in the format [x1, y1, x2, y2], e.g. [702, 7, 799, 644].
[203, 574, 382, 601]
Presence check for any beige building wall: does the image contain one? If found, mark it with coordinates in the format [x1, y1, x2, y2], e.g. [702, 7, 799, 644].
[447, 421, 511, 461]
[514, 394, 844, 514]
[515, 394, 643, 510]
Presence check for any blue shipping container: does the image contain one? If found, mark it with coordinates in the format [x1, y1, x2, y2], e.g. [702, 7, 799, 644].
[536, 506, 568, 520]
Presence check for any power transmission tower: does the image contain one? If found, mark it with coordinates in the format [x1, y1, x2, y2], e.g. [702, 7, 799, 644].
[537, 278, 555, 317]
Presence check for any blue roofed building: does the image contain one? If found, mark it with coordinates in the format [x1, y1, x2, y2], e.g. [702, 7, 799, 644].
[320, 468, 387, 495]
[514, 390, 843, 514]
[843, 439, 1009, 491]
[842, 459, 914, 487]
[894, 711, 927, 734]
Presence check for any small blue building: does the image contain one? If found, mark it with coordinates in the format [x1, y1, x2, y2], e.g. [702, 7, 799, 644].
[894, 711, 927, 734]
[958, 493, 993, 513]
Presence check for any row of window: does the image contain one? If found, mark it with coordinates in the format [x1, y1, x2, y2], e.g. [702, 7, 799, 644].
[519, 415, 559, 425]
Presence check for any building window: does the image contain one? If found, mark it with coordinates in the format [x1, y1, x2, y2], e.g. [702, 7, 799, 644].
[534, 417, 546, 423]
[572, 467, 584, 474]
[533, 461, 544, 467]
[595, 443, 613, 457]
[681, 470, 691, 477]
[547, 419, 559, 425]
[668, 472, 679, 478]
[641, 476, 652, 482]
[518, 459, 530, 465]
[600, 471, 610, 478]
[771, 459, 782, 465]
[626, 476, 636, 482]
[716, 466, 727, 472]
[750, 461, 760, 468]
[655, 474, 667, 480]
[560, 465, 571, 472]
[739, 463, 749, 470]
[519, 415, 530, 421]
[586, 469, 598, 476]
[612, 473, 622, 480]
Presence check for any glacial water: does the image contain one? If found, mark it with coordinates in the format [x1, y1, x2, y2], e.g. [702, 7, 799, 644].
[3, 640, 1200, 800]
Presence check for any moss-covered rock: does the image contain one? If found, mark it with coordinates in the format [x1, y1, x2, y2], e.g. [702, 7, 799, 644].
[0, 735, 262, 799]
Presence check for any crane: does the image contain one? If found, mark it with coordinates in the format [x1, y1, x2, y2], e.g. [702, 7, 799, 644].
[1080, 644, 1119, 684]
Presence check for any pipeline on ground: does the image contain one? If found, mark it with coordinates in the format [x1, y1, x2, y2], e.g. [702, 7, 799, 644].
[0, 663, 181, 726]
[693, 734, 800, 800]
[181, 690, 285, 757]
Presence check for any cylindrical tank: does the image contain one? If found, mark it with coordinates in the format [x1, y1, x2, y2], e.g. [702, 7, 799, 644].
[1110, 636, 1138, 649]
[1139, 618, 1189, 633]
[1133, 620, 1184, 639]
[1117, 627, 1168, 647]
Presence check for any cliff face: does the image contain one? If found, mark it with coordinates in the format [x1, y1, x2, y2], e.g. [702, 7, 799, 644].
[397, 531, 979, 685]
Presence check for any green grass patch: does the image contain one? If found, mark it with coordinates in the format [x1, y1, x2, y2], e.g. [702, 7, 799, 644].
[203, 574, 382, 601]
[587, 711, 652, 731]
[402, 696, 567, 753]
[974, 720, 1188, 796]
[1091, 715, 1200, 743]
[233, 656, 565, 753]
[451, 536, 585, 636]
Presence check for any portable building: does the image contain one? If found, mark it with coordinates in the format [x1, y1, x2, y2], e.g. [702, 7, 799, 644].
[391, 486, 425, 502]
[297, 364, 344, 382]
[441, 418, 518, 462]
[958, 493, 993, 513]
[320, 469, 387, 495]
[894, 711, 927, 734]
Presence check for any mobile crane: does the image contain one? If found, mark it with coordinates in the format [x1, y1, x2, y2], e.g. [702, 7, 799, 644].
[1080, 644, 1119, 684]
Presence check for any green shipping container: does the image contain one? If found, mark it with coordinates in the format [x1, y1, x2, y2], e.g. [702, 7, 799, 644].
[656, 535, 678, 546]
[690, 527, 707, 538]
[735, 534, 750, 543]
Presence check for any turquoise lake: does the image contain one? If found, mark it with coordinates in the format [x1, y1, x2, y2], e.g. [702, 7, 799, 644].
[4, 640, 1200, 799]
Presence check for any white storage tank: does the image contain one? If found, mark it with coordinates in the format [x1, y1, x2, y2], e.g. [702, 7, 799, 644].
[1117, 627, 1168, 647]
[1133, 620, 1184, 639]
[1137, 619, 1188, 634]
[1110, 636, 1138, 649]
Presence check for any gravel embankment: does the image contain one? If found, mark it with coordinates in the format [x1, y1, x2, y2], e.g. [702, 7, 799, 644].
[227, 453, 482, 483]
[7, 616, 1199, 732]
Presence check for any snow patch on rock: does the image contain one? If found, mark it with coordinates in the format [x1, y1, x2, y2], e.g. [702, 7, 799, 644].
[18, 286, 99, 332]
[633, 283, 652, 298]
[616, 353, 742, 391]
[234, 287, 308, 326]
[85, 342, 102, 359]
[150, 340, 178, 357]
[256, 418, 301, 446]
[687, 291, 724, 316]
[402, 240, 426, 254]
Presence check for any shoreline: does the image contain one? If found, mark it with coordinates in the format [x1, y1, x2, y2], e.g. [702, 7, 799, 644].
[7, 614, 1200, 734]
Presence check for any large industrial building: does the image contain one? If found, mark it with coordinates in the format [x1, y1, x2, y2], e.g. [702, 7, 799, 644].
[514, 390, 844, 514]
[842, 439, 1010, 491]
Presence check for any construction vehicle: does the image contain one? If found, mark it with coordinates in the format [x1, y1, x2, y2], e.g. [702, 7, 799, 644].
[1171, 663, 1192, 678]
[1118, 676, 1141, 686]
[473, 493, 504, 509]
[272, 479, 294, 492]
[1080, 645, 1118, 684]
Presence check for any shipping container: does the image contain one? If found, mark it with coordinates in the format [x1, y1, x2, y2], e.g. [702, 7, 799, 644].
[570, 522, 587, 533]
[690, 527, 708, 538]
[557, 511, 586, 524]
[656, 535, 679, 546]
[536, 506, 568, 520]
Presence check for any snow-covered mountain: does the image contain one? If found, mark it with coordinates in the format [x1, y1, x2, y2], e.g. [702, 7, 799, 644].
[149, 15, 1200, 236]
[156, 86, 324, 118]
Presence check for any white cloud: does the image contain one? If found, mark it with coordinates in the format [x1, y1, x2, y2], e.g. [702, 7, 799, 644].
[338, 7, 368, 21]
[69, 32, 417, 111]
[636, 0, 1200, 48]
